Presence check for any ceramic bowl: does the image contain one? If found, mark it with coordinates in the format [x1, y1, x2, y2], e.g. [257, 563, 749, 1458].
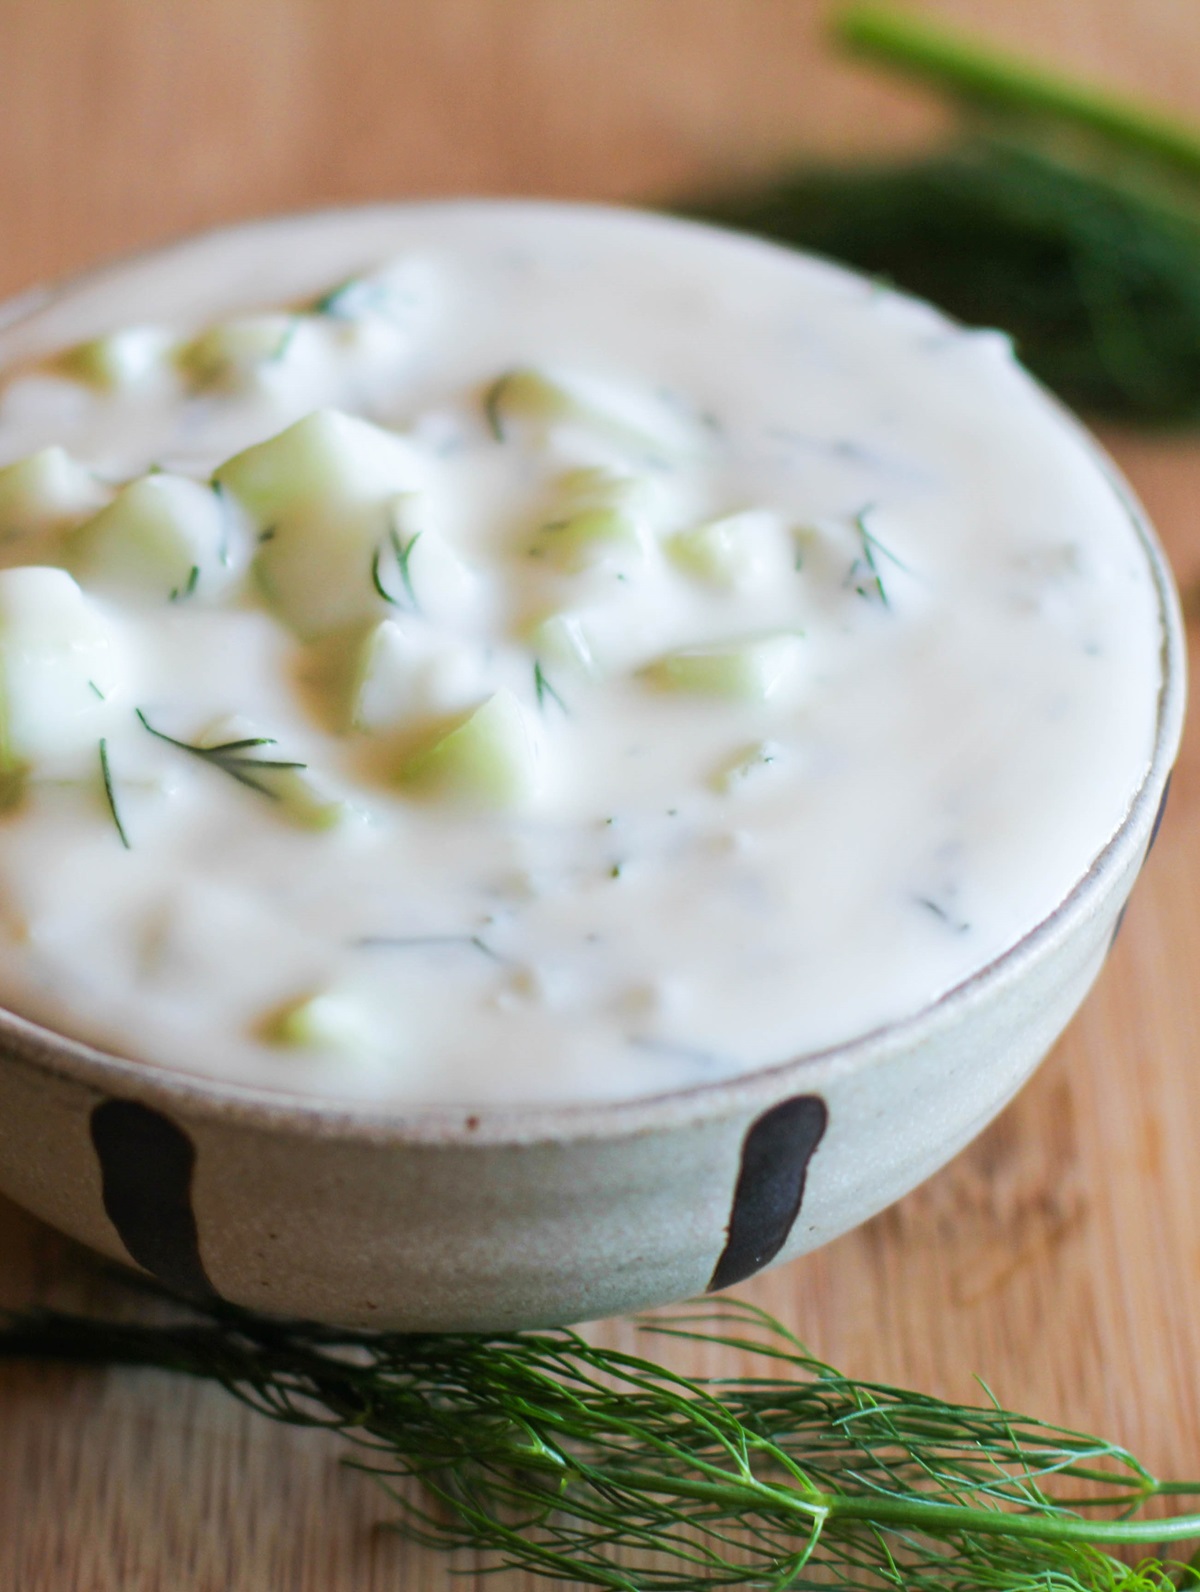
[0, 214, 1185, 1330]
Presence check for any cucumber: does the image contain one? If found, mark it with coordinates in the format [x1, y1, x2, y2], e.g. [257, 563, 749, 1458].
[640, 633, 804, 701]
[58, 326, 175, 390]
[0, 567, 123, 775]
[351, 620, 487, 732]
[178, 315, 299, 390]
[68, 473, 227, 603]
[529, 469, 655, 576]
[526, 610, 599, 675]
[484, 367, 692, 455]
[374, 495, 475, 621]
[261, 989, 378, 1052]
[0, 447, 107, 543]
[214, 410, 427, 638]
[399, 689, 539, 808]
[667, 510, 779, 588]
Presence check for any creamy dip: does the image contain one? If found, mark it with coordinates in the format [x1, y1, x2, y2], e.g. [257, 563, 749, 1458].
[0, 203, 1164, 1104]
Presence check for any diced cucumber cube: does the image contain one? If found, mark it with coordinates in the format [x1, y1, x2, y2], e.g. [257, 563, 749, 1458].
[350, 620, 485, 731]
[254, 765, 345, 829]
[262, 989, 378, 1052]
[179, 314, 299, 390]
[215, 411, 426, 638]
[351, 620, 412, 732]
[529, 468, 654, 576]
[400, 688, 538, 808]
[668, 511, 777, 588]
[59, 326, 175, 390]
[484, 367, 690, 455]
[485, 368, 590, 440]
[641, 633, 803, 702]
[556, 467, 655, 516]
[214, 408, 419, 526]
[68, 473, 227, 603]
[0, 447, 107, 542]
[0, 567, 123, 774]
[375, 495, 475, 620]
[532, 506, 643, 575]
[527, 610, 599, 676]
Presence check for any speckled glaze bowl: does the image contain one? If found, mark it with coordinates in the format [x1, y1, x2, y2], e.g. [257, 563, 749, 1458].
[0, 216, 1186, 1330]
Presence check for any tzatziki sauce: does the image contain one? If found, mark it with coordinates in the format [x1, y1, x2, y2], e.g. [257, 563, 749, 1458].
[0, 203, 1165, 1104]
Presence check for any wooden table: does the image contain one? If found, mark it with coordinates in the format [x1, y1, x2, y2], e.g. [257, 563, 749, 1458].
[2, 3, 1200, 1586]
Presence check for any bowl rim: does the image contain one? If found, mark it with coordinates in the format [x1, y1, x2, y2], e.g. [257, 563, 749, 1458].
[0, 200, 1186, 1146]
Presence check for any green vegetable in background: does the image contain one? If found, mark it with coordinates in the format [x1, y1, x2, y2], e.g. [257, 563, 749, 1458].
[683, 4, 1200, 425]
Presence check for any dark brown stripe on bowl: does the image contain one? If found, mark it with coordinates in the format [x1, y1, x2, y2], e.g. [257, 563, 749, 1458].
[707, 1093, 827, 1292]
[90, 1098, 217, 1301]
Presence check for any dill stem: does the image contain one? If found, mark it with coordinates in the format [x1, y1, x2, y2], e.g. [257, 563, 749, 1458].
[836, 3, 1200, 181]
[564, 1462, 827, 1520]
[823, 1488, 1200, 1546]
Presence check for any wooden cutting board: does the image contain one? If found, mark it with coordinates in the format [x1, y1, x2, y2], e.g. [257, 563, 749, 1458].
[2, 3, 1200, 1587]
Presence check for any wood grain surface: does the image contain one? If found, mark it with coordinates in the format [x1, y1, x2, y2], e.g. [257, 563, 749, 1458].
[2, 3, 1200, 1587]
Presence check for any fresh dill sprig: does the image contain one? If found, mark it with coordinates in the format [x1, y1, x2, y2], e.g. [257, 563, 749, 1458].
[533, 658, 568, 715]
[134, 709, 306, 801]
[98, 739, 130, 850]
[371, 518, 422, 613]
[1, 1294, 1198, 1591]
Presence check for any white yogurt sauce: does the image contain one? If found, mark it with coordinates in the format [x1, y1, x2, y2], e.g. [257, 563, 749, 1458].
[0, 203, 1164, 1104]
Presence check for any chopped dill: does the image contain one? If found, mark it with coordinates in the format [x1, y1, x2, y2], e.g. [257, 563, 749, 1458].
[257, 526, 276, 543]
[268, 317, 301, 364]
[87, 680, 106, 701]
[311, 277, 401, 322]
[610, 862, 623, 879]
[353, 932, 500, 961]
[371, 517, 422, 613]
[168, 565, 200, 604]
[916, 894, 970, 934]
[532, 659, 568, 715]
[310, 278, 358, 318]
[848, 506, 910, 607]
[210, 479, 235, 567]
[98, 739, 130, 850]
[135, 709, 306, 801]
[482, 373, 510, 441]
